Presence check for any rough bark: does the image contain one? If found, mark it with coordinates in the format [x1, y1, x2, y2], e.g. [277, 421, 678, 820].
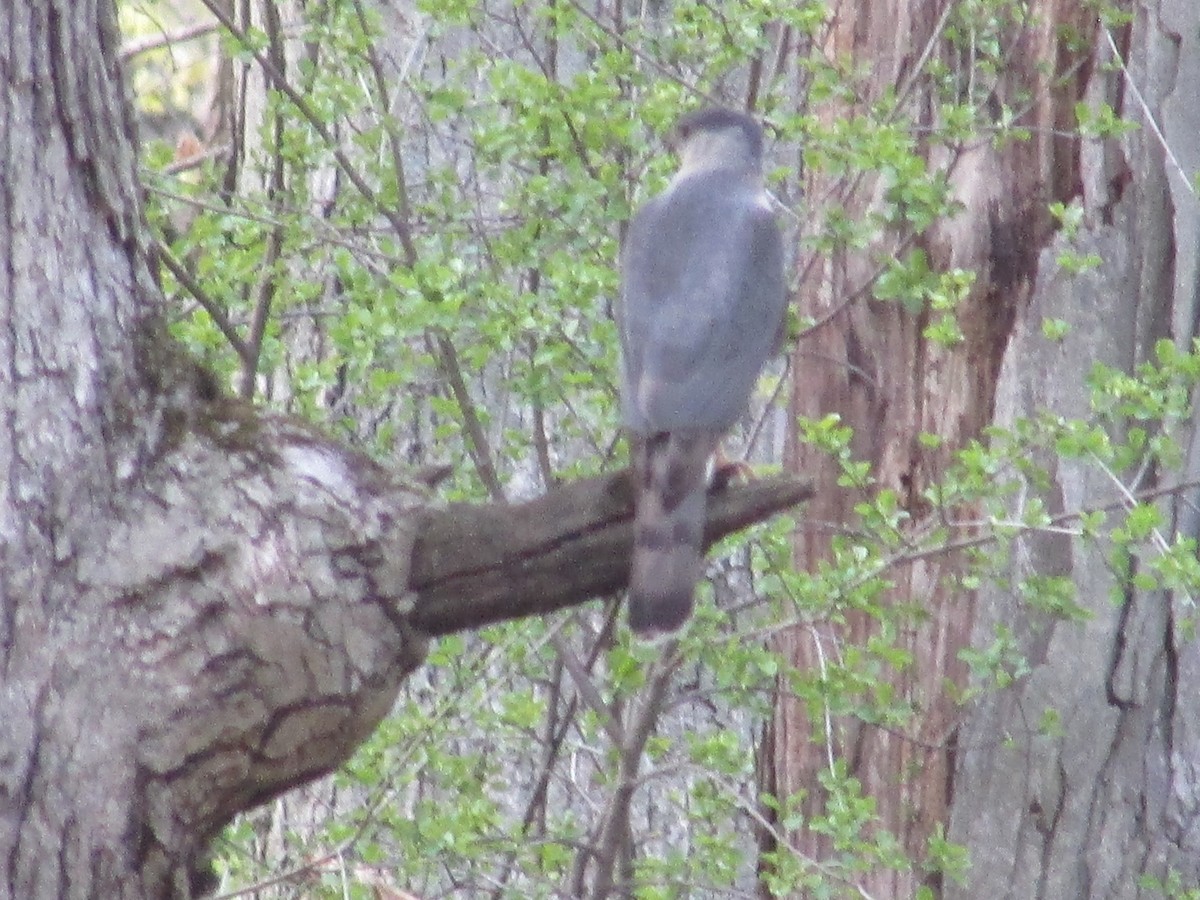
[770, 0, 1093, 895]
[947, 2, 1200, 897]
[0, 30, 434, 868]
[1, 405, 431, 898]
[0, 3, 814, 899]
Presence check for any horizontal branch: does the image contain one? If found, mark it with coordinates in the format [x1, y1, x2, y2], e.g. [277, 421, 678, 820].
[408, 470, 813, 636]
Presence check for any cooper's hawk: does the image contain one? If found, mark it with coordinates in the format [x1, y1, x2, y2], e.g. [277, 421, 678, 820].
[619, 107, 786, 637]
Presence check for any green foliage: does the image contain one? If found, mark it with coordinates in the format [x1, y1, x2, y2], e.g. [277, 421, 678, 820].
[1140, 869, 1200, 900]
[1041, 317, 1071, 341]
[1075, 99, 1139, 139]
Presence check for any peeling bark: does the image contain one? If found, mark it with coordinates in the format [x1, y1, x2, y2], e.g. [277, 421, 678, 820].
[770, 0, 1096, 895]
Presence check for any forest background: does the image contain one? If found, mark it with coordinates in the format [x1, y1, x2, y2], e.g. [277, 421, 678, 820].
[3, 0, 1199, 898]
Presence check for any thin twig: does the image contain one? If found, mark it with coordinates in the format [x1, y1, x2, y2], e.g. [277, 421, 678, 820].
[1103, 26, 1195, 196]
[119, 20, 221, 61]
[585, 642, 681, 898]
[156, 240, 252, 363]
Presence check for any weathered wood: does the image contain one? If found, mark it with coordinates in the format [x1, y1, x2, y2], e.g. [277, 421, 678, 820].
[770, 0, 1098, 895]
[410, 471, 813, 636]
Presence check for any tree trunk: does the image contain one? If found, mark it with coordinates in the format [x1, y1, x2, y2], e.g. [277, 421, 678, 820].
[947, 2, 1200, 896]
[0, 7, 433, 897]
[768, 0, 1096, 895]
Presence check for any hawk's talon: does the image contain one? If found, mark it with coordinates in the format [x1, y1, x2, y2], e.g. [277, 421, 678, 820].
[712, 458, 756, 492]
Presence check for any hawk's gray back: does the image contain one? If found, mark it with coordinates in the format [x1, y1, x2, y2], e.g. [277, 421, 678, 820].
[620, 170, 783, 433]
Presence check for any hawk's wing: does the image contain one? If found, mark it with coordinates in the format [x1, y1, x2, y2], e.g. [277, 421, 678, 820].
[619, 170, 785, 435]
[618, 170, 786, 636]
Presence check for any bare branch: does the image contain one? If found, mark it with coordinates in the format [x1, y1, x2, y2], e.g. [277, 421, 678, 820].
[409, 470, 813, 636]
[119, 20, 221, 61]
[585, 644, 682, 898]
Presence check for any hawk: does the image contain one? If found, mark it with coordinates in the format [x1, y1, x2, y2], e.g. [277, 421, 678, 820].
[618, 107, 786, 638]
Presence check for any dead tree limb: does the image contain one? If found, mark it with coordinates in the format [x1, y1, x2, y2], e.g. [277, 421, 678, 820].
[410, 470, 813, 636]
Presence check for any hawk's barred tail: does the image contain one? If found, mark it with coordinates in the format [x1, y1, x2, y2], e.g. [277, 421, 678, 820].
[627, 432, 718, 638]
